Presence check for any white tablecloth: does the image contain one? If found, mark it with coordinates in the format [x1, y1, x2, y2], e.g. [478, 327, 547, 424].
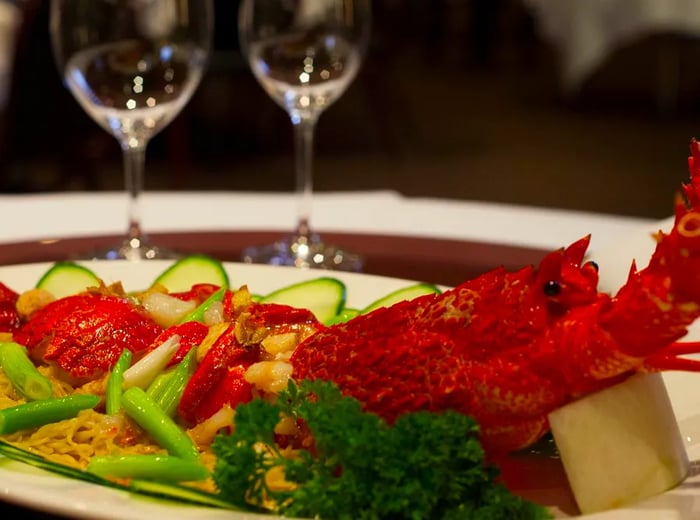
[526, 0, 700, 92]
[0, 190, 656, 255]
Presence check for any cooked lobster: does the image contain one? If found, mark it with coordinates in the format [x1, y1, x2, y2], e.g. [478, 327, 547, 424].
[291, 138, 700, 454]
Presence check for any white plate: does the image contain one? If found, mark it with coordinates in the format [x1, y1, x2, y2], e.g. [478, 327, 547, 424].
[0, 259, 698, 519]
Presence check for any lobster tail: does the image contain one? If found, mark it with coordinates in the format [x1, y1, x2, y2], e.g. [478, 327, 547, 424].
[647, 139, 700, 300]
[654, 211, 700, 301]
[601, 139, 700, 359]
[683, 137, 700, 209]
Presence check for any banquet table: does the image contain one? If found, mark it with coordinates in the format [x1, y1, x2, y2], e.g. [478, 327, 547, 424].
[0, 189, 661, 519]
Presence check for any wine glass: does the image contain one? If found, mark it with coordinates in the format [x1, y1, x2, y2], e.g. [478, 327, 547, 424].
[238, 0, 371, 271]
[49, 0, 213, 260]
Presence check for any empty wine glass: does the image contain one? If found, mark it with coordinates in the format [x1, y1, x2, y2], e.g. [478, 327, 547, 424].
[238, 0, 371, 271]
[49, 0, 213, 260]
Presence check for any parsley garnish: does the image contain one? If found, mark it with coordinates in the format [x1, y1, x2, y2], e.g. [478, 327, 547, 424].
[211, 380, 551, 519]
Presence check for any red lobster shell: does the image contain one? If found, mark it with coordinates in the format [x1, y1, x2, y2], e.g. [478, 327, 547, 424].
[291, 138, 700, 455]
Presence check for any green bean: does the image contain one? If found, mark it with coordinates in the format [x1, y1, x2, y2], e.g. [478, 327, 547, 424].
[145, 348, 195, 411]
[86, 454, 210, 482]
[121, 387, 199, 461]
[0, 342, 52, 401]
[155, 348, 197, 418]
[177, 286, 226, 324]
[0, 394, 100, 434]
[105, 349, 132, 415]
[145, 368, 173, 402]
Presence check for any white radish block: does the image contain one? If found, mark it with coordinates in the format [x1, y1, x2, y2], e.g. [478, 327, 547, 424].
[548, 373, 688, 515]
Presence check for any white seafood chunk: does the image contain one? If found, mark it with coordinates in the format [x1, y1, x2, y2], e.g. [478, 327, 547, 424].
[548, 372, 688, 515]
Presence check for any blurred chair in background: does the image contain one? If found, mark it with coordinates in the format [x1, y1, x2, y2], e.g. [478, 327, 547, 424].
[525, 0, 700, 115]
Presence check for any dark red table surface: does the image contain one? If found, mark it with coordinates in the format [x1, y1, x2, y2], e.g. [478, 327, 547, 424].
[0, 230, 549, 519]
[0, 230, 548, 287]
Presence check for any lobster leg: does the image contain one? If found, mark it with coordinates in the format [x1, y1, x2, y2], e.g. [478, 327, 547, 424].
[643, 355, 700, 372]
[656, 340, 700, 356]
[640, 340, 700, 371]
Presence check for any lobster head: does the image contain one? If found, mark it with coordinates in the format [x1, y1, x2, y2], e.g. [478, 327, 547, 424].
[534, 235, 600, 314]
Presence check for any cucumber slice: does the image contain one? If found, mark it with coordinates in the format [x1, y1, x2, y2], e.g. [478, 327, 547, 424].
[326, 307, 361, 325]
[35, 262, 101, 298]
[260, 277, 346, 325]
[361, 283, 441, 314]
[152, 255, 229, 292]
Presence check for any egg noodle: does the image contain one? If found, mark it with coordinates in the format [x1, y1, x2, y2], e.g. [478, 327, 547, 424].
[0, 282, 314, 496]
[0, 367, 174, 460]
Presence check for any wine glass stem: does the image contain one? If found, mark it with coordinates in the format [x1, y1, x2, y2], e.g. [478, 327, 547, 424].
[122, 143, 147, 244]
[292, 115, 318, 240]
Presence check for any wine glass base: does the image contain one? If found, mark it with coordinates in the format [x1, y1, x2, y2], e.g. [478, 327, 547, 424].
[242, 236, 363, 272]
[73, 238, 182, 262]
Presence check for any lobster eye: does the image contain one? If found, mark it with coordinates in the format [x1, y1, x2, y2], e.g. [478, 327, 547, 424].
[585, 260, 599, 272]
[543, 280, 561, 297]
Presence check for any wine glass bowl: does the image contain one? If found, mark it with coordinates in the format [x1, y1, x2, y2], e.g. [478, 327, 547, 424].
[238, 0, 371, 271]
[247, 26, 363, 120]
[63, 39, 206, 149]
[50, 0, 213, 260]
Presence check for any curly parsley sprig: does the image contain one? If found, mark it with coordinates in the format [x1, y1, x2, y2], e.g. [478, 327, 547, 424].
[211, 379, 551, 519]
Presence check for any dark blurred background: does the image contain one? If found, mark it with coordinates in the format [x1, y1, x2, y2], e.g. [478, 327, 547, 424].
[3, 0, 700, 219]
